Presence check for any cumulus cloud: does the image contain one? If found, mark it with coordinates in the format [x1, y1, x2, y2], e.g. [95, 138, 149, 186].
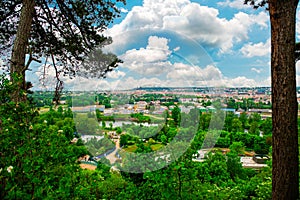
[105, 34, 265, 89]
[70, 78, 120, 91]
[297, 75, 300, 86]
[221, 76, 258, 87]
[240, 38, 271, 57]
[120, 7, 129, 13]
[251, 67, 263, 73]
[32, 65, 270, 91]
[106, 0, 268, 53]
[296, 61, 300, 75]
[30, 0, 274, 90]
[33, 63, 116, 91]
[121, 36, 171, 63]
[34, 64, 62, 90]
[120, 36, 173, 75]
[167, 64, 222, 82]
[217, 0, 252, 9]
[110, 74, 265, 89]
[106, 70, 126, 79]
[260, 76, 271, 86]
[173, 46, 180, 52]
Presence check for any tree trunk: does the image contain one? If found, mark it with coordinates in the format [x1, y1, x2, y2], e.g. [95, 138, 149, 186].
[269, 0, 299, 199]
[10, 0, 35, 102]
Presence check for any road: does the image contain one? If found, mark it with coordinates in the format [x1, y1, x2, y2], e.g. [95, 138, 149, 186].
[105, 136, 121, 164]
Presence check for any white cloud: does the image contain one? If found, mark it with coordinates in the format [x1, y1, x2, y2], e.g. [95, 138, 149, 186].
[296, 61, 300, 75]
[164, 5, 268, 52]
[240, 38, 271, 57]
[30, 0, 274, 90]
[108, 34, 265, 89]
[107, 74, 266, 89]
[173, 46, 180, 51]
[35, 64, 61, 90]
[33, 65, 271, 91]
[121, 36, 171, 63]
[92, 76, 167, 90]
[222, 76, 257, 87]
[251, 67, 263, 73]
[120, 7, 129, 13]
[106, 0, 269, 53]
[297, 75, 300, 86]
[217, 0, 252, 9]
[106, 70, 126, 79]
[75, 78, 121, 91]
[120, 36, 173, 75]
[260, 76, 271, 86]
[166, 64, 222, 82]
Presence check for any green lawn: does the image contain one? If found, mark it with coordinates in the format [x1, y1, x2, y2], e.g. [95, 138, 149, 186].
[150, 143, 164, 151]
[124, 143, 164, 152]
[124, 145, 138, 152]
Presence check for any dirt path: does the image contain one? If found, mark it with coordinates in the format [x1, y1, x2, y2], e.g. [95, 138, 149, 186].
[105, 139, 120, 164]
[80, 163, 97, 170]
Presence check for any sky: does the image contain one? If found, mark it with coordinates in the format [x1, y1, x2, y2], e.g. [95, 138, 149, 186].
[25, 0, 300, 90]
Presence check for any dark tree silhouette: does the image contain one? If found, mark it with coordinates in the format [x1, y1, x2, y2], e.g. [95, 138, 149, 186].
[0, 0, 125, 102]
[245, 0, 299, 199]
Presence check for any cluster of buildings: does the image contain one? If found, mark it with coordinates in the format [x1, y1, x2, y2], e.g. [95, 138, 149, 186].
[69, 86, 300, 118]
[103, 87, 273, 117]
[193, 149, 269, 169]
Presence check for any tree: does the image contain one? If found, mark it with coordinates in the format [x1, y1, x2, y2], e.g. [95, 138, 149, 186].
[245, 1, 299, 199]
[0, 0, 125, 102]
[0, 76, 91, 198]
[231, 118, 243, 133]
[171, 106, 181, 126]
[248, 121, 260, 136]
[239, 112, 249, 129]
[260, 117, 272, 135]
[229, 141, 245, 155]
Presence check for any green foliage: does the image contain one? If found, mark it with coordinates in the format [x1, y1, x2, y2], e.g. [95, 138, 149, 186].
[122, 124, 160, 141]
[171, 106, 181, 125]
[0, 76, 289, 199]
[130, 113, 151, 123]
[226, 151, 247, 180]
[96, 109, 115, 121]
[96, 94, 112, 108]
[239, 112, 249, 129]
[199, 113, 211, 131]
[29, 91, 55, 107]
[260, 117, 272, 135]
[85, 137, 115, 156]
[74, 114, 100, 135]
[0, 77, 90, 199]
[1, 0, 125, 85]
[229, 141, 245, 155]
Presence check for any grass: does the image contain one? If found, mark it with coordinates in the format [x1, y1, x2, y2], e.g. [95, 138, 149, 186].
[38, 105, 69, 113]
[150, 143, 164, 151]
[124, 143, 164, 152]
[124, 145, 138, 152]
[38, 107, 50, 113]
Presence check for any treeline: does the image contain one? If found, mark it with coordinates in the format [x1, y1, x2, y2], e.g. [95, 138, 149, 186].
[0, 77, 282, 199]
[225, 97, 271, 110]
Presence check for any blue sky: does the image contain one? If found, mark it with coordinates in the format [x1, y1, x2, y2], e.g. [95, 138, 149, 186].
[26, 0, 300, 90]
